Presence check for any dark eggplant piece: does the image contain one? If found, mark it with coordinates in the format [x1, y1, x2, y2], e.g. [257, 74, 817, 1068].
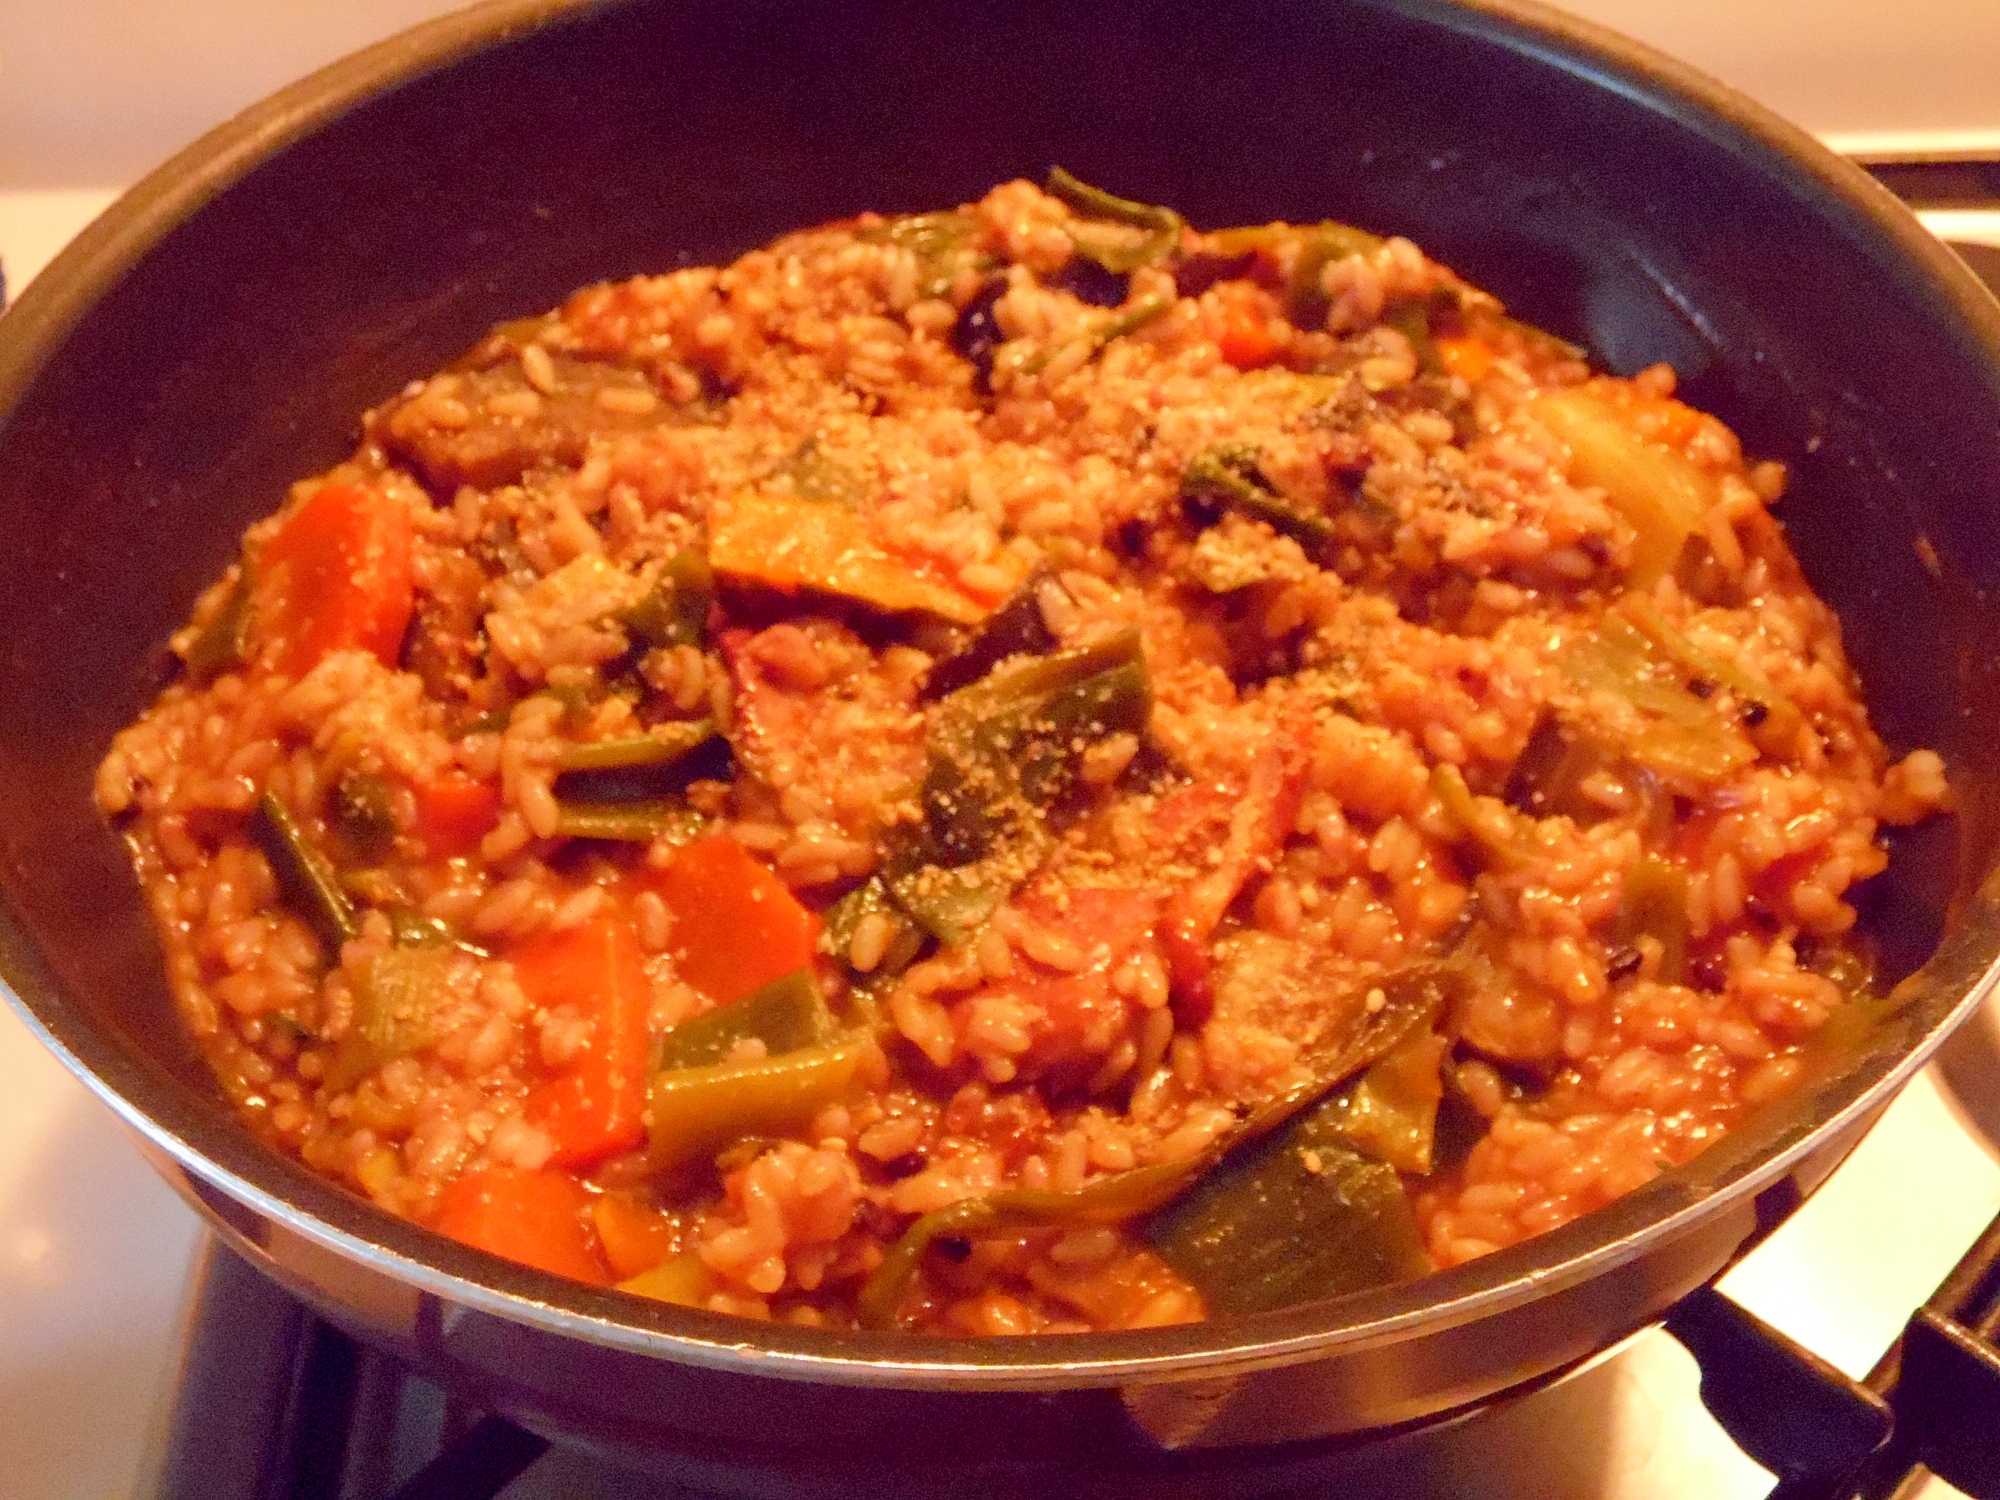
[950, 277, 1009, 396]
[919, 571, 1062, 702]
[329, 770, 399, 862]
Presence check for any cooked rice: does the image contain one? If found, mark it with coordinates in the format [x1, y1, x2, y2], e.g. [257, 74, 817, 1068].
[98, 178, 1949, 1333]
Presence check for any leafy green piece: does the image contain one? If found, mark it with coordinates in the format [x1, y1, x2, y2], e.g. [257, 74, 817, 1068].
[1432, 764, 1538, 871]
[1208, 221, 1383, 327]
[857, 1156, 1203, 1329]
[549, 719, 722, 843]
[1560, 616, 1759, 792]
[1021, 293, 1176, 378]
[857, 961, 1454, 1327]
[387, 905, 489, 957]
[768, 435, 868, 509]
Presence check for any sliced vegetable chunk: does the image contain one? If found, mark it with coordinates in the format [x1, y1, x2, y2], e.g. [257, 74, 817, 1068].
[414, 773, 502, 858]
[325, 945, 459, 1091]
[1532, 386, 1714, 588]
[710, 491, 1016, 625]
[516, 915, 654, 1167]
[654, 967, 835, 1071]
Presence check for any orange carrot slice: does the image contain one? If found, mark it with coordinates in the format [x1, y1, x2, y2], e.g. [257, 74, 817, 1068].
[431, 1166, 609, 1284]
[647, 833, 822, 1007]
[414, 773, 502, 859]
[252, 482, 415, 676]
[1215, 283, 1283, 370]
[515, 915, 654, 1167]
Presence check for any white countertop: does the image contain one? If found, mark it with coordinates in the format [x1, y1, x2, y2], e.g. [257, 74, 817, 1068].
[3, 5, 2000, 1496]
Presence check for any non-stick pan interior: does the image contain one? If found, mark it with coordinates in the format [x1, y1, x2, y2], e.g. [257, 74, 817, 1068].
[4, 0, 2000, 1386]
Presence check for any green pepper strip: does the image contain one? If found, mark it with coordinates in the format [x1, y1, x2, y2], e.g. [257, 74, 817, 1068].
[650, 1034, 872, 1174]
[388, 905, 489, 957]
[183, 569, 251, 684]
[1432, 764, 1539, 871]
[654, 967, 835, 1072]
[822, 875, 929, 985]
[857, 1158, 1202, 1329]
[1180, 446, 1338, 561]
[858, 211, 986, 299]
[1615, 857, 1691, 986]
[621, 548, 715, 651]
[554, 720, 719, 773]
[824, 631, 1153, 955]
[249, 790, 356, 950]
[1142, 1127, 1429, 1316]
[1559, 618, 1759, 790]
[1206, 221, 1383, 328]
[858, 962, 1453, 1328]
[1045, 167, 1185, 274]
[550, 801, 707, 844]
[1022, 293, 1175, 377]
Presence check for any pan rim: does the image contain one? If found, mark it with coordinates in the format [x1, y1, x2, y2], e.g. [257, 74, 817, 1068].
[4, 0, 2000, 1393]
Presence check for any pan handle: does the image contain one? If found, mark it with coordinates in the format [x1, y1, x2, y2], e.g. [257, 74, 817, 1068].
[1665, 1204, 2000, 1500]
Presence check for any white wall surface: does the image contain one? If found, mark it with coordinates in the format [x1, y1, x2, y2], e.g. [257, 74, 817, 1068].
[1, 0, 1997, 189]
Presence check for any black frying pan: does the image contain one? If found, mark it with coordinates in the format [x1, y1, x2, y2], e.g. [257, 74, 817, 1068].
[4, 1, 2000, 1492]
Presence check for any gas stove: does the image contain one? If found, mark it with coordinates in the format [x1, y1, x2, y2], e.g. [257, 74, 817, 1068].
[2, 5, 1999, 1496]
